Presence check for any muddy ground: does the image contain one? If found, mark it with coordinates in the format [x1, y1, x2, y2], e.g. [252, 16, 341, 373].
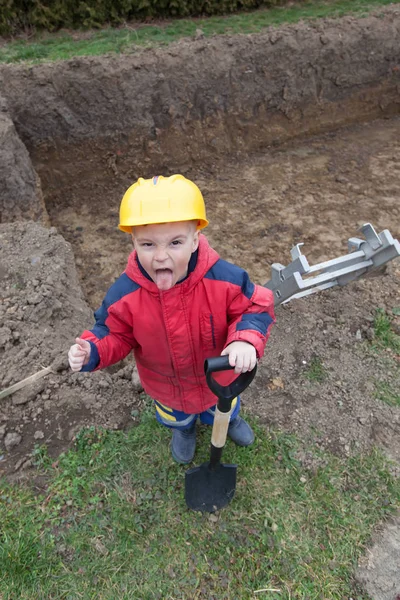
[0, 8, 400, 599]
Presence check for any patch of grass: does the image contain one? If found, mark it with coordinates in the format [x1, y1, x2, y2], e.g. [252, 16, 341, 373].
[31, 443, 52, 470]
[0, 486, 61, 591]
[304, 356, 327, 382]
[0, 0, 398, 63]
[375, 382, 400, 407]
[1, 408, 399, 599]
[373, 308, 400, 354]
[369, 309, 400, 407]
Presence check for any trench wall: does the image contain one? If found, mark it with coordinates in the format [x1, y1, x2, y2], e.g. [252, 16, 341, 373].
[0, 6, 400, 222]
[0, 95, 48, 224]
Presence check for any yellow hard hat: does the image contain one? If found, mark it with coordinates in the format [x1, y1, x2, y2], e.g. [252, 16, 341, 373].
[119, 174, 208, 233]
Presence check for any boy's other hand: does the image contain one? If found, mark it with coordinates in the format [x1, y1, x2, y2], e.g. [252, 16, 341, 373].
[221, 341, 257, 374]
[68, 337, 91, 372]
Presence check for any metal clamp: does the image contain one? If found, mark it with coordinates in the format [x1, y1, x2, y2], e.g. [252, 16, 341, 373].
[264, 223, 400, 305]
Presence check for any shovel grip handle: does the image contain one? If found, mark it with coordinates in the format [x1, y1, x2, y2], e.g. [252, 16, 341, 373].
[204, 355, 257, 412]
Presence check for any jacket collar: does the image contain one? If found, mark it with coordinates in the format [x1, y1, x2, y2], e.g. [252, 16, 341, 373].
[125, 234, 220, 294]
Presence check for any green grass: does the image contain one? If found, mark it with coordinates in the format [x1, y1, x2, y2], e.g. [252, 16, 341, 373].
[1, 403, 399, 599]
[373, 308, 400, 354]
[0, 0, 398, 64]
[304, 356, 327, 382]
[371, 309, 400, 406]
[375, 382, 400, 406]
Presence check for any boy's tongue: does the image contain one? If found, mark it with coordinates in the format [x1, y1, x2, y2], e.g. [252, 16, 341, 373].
[155, 268, 174, 290]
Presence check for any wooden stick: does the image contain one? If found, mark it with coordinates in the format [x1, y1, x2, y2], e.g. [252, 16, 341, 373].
[0, 366, 52, 401]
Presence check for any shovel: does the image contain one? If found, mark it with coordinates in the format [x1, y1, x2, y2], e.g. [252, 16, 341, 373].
[185, 355, 257, 513]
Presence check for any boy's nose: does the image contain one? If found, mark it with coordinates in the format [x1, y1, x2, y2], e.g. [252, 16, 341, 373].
[154, 247, 168, 262]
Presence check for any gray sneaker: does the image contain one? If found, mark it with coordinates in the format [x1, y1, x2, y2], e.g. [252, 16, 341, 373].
[170, 424, 196, 464]
[228, 416, 255, 447]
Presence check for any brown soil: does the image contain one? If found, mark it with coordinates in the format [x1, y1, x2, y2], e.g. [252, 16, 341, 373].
[0, 222, 144, 474]
[0, 8, 399, 599]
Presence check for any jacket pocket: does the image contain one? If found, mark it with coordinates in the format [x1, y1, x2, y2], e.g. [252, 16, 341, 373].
[201, 312, 228, 352]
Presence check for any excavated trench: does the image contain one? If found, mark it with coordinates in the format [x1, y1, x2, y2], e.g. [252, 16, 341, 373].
[0, 8, 400, 307]
[1, 8, 400, 598]
[0, 10, 400, 289]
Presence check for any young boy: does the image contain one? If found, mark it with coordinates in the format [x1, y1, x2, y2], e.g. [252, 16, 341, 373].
[68, 174, 275, 463]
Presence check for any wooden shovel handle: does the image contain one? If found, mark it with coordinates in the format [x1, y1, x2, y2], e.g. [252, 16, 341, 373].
[211, 406, 233, 448]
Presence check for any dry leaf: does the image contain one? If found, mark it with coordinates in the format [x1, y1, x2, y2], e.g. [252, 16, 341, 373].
[268, 377, 285, 390]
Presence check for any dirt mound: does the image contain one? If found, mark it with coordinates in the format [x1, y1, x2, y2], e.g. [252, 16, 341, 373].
[0, 222, 141, 475]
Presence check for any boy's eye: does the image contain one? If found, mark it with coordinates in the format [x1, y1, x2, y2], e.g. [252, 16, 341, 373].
[171, 240, 182, 246]
[141, 242, 153, 247]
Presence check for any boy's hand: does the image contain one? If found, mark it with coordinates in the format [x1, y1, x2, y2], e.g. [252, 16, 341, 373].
[221, 341, 257, 374]
[68, 338, 91, 372]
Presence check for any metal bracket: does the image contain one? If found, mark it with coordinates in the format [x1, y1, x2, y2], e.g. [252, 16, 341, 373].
[264, 223, 400, 305]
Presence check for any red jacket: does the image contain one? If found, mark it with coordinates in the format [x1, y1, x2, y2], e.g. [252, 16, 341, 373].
[81, 235, 275, 413]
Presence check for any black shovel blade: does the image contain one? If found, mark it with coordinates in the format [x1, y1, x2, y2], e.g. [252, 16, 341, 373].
[185, 462, 237, 512]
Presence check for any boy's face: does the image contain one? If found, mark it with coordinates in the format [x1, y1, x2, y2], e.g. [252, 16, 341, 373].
[132, 221, 199, 291]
